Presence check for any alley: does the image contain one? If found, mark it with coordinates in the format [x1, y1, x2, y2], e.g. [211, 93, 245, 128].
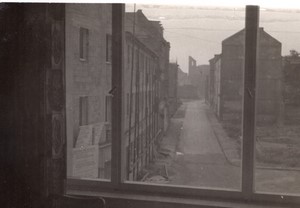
[178, 100, 222, 155]
[154, 99, 300, 193]
[165, 99, 241, 190]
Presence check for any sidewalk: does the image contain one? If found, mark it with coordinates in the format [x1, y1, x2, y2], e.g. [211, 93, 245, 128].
[158, 102, 241, 167]
[157, 102, 187, 157]
[205, 108, 241, 167]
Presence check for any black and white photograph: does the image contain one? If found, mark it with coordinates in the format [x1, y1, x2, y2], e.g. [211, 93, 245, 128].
[2, 1, 300, 207]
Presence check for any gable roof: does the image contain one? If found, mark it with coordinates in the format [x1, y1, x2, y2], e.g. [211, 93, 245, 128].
[222, 27, 281, 46]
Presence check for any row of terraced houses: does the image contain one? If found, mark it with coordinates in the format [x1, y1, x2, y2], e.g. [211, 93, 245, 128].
[65, 5, 179, 181]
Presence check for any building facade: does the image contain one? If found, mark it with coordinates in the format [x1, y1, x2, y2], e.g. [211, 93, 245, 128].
[168, 62, 179, 116]
[209, 54, 222, 118]
[126, 9, 170, 132]
[282, 54, 300, 124]
[124, 32, 161, 180]
[65, 4, 113, 179]
[209, 28, 282, 123]
[188, 56, 210, 99]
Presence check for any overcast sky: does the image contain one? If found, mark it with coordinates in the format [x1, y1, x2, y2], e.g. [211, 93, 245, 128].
[126, 4, 300, 73]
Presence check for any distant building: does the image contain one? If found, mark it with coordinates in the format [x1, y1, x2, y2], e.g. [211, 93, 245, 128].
[178, 66, 198, 99]
[282, 54, 300, 124]
[188, 56, 209, 99]
[177, 67, 190, 86]
[283, 54, 300, 105]
[209, 28, 282, 123]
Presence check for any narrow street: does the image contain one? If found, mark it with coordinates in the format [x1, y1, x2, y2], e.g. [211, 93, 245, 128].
[164, 99, 241, 190]
[154, 99, 300, 194]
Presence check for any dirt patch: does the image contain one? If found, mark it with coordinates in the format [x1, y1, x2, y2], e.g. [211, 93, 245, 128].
[220, 112, 300, 168]
[141, 104, 186, 182]
[256, 125, 300, 168]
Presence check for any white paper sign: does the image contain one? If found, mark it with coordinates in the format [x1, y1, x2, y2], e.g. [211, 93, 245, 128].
[76, 125, 93, 148]
[72, 145, 98, 178]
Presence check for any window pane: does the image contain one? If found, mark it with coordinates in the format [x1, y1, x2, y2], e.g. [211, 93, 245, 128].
[255, 8, 300, 194]
[123, 4, 244, 190]
[66, 4, 112, 180]
[79, 27, 89, 60]
[106, 34, 112, 63]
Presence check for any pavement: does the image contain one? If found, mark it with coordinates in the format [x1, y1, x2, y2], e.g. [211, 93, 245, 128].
[148, 99, 300, 194]
[152, 100, 241, 189]
[159, 99, 241, 167]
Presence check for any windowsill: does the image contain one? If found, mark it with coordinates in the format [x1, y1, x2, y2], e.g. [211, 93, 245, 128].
[67, 189, 295, 208]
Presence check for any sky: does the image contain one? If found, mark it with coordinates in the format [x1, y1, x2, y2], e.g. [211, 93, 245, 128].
[126, 4, 300, 72]
[4, 0, 300, 73]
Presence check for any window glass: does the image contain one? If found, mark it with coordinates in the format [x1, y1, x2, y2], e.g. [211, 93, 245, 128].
[106, 34, 112, 63]
[123, 4, 245, 190]
[255, 8, 300, 194]
[66, 4, 112, 180]
[79, 27, 89, 60]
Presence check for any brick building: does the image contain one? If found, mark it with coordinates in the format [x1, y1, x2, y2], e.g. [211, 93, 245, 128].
[124, 32, 161, 180]
[168, 62, 179, 116]
[177, 67, 190, 86]
[209, 28, 282, 123]
[188, 56, 210, 99]
[209, 54, 221, 118]
[125, 9, 170, 132]
[282, 53, 300, 124]
[65, 4, 113, 179]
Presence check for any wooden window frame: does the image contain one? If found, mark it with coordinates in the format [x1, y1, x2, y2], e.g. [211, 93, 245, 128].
[67, 4, 300, 207]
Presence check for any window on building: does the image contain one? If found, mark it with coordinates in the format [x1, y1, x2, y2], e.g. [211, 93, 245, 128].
[106, 34, 112, 63]
[66, 3, 300, 207]
[79, 96, 88, 126]
[105, 95, 112, 123]
[79, 27, 89, 60]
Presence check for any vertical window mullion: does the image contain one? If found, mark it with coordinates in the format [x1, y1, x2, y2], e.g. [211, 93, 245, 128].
[242, 5, 259, 198]
[111, 4, 125, 187]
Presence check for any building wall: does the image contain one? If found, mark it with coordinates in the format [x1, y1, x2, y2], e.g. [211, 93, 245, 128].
[168, 63, 179, 116]
[209, 55, 222, 118]
[168, 63, 178, 99]
[188, 56, 199, 88]
[65, 4, 112, 178]
[124, 32, 160, 180]
[125, 10, 170, 132]
[220, 28, 282, 123]
[188, 56, 209, 99]
[282, 55, 300, 124]
[283, 56, 300, 105]
[178, 67, 190, 86]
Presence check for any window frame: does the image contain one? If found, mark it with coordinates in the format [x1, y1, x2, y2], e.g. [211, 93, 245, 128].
[79, 96, 89, 126]
[67, 4, 300, 206]
[106, 33, 112, 63]
[79, 27, 89, 61]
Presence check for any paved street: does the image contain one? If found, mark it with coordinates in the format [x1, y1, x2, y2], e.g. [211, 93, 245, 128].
[154, 99, 300, 194]
[166, 100, 240, 189]
[178, 100, 222, 155]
